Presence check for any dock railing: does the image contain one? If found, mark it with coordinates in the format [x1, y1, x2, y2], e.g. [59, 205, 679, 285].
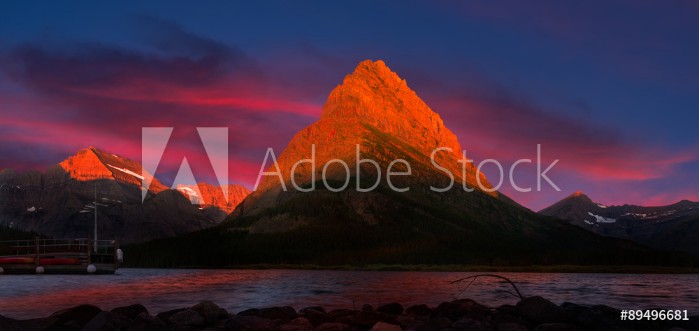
[0, 238, 118, 263]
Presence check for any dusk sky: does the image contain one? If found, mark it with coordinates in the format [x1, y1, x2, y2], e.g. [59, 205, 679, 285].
[1, 1, 697, 210]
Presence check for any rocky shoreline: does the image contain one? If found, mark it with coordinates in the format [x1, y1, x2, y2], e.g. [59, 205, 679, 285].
[0, 296, 695, 331]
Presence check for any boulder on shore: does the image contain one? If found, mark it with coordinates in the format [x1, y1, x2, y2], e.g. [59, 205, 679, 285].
[6, 296, 695, 331]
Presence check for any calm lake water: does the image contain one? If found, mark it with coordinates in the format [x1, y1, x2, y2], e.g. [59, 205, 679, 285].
[0, 269, 697, 319]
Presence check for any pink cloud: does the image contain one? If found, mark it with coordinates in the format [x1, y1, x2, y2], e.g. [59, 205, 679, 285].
[0, 27, 326, 186]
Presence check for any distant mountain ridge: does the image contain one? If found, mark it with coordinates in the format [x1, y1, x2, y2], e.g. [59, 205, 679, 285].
[540, 192, 699, 254]
[0, 147, 249, 243]
[177, 183, 250, 220]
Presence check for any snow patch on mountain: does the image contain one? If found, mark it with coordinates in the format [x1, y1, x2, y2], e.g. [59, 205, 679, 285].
[596, 203, 608, 208]
[107, 164, 144, 180]
[100, 197, 122, 203]
[177, 186, 199, 197]
[623, 212, 649, 219]
[622, 210, 676, 220]
[587, 211, 616, 223]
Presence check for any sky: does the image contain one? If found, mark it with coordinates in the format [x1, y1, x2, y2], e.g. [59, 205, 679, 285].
[0, 1, 697, 211]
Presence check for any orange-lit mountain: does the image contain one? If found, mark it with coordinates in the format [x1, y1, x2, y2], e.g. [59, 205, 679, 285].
[249, 60, 491, 198]
[0, 147, 248, 243]
[236, 60, 502, 225]
[60, 147, 167, 192]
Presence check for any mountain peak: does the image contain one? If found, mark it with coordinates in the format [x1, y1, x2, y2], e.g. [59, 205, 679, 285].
[566, 191, 593, 203]
[240, 59, 496, 214]
[319, 60, 462, 159]
[59, 147, 114, 181]
[356, 59, 388, 69]
[321, 60, 411, 119]
[59, 147, 167, 193]
[539, 191, 596, 215]
[349, 59, 403, 85]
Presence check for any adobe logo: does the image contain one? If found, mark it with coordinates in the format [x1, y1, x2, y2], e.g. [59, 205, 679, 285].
[141, 127, 228, 203]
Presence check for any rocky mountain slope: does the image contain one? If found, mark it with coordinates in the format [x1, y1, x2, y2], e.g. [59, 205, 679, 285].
[0, 147, 249, 243]
[539, 192, 699, 254]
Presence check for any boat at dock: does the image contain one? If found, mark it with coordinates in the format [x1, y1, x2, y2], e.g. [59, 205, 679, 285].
[0, 238, 121, 274]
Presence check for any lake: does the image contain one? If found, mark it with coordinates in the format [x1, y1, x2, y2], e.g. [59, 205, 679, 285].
[0, 269, 697, 319]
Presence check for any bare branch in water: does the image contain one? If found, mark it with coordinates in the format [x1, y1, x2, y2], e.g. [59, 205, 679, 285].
[451, 274, 525, 300]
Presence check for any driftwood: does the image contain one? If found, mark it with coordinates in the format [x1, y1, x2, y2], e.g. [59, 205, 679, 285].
[450, 274, 525, 300]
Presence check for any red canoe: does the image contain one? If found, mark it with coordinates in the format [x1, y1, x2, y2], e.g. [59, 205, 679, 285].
[40, 258, 81, 265]
[0, 256, 35, 264]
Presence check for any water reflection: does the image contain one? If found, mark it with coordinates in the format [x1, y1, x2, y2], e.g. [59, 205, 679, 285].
[0, 269, 696, 319]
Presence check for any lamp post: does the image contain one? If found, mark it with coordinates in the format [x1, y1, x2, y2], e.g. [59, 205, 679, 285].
[79, 184, 107, 253]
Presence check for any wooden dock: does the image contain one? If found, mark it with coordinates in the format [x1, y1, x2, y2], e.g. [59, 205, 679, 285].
[0, 238, 121, 274]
